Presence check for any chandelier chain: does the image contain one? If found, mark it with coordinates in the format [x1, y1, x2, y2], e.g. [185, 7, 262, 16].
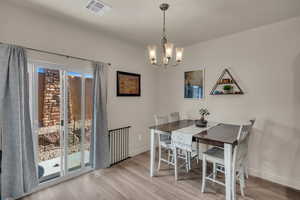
[163, 10, 166, 37]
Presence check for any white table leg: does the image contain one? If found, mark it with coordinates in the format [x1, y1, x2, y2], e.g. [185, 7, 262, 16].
[150, 129, 157, 177]
[224, 143, 233, 200]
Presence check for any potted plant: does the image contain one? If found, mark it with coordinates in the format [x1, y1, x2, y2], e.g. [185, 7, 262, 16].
[223, 85, 233, 94]
[196, 108, 210, 127]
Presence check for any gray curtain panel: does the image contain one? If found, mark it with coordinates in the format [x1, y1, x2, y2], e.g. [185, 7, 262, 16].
[0, 44, 38, 199]
[91, 62, 110, 169]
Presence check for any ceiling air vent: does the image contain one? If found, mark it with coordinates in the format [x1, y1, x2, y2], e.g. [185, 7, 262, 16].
[86, 0, 111, 15]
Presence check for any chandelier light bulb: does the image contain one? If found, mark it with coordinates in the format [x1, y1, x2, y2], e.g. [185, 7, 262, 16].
[151, 58, 157, 65]
[148, 45, 157, 62]
[163, 57, 169, 65]
[176, 48, 184, 62]
[164, 43, 174, 59]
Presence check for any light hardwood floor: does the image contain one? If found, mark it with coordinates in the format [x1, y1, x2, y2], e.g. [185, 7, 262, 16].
[22, 152, 300, 200]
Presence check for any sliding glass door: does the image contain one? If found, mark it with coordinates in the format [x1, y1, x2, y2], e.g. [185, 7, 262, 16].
[66, 72, 83, 172]
[84, 76, 93, 166]
[36, 68, 63, 182]
[29, 62, 93, 183]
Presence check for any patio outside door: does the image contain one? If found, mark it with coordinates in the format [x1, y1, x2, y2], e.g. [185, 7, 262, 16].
[29, 62, 93, 183]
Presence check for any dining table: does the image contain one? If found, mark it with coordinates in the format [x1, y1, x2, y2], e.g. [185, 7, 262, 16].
[149, 119, 242, 200]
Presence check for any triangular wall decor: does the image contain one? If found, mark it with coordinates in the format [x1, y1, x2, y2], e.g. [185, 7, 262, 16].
[210, 68, 244, 95]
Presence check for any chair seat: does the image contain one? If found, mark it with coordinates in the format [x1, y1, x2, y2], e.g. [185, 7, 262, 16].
[203, 147, 224, 165]
[191, 147, 200, 157]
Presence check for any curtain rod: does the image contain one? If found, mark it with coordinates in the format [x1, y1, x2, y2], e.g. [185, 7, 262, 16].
[0, 41, 111, 66]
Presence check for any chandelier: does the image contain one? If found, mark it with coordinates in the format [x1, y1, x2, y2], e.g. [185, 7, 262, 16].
[147, 3, 184, 66]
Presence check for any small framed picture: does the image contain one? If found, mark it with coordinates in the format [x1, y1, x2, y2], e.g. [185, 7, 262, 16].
[117, 71, 141, 96]
[184, 69, 204, 99]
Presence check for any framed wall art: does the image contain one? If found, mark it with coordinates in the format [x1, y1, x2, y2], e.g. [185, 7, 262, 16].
[184, 69, 205, 99]
[117, 71, 141, 96]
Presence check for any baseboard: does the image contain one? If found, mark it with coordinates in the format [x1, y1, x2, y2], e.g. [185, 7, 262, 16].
[249, 167, 300, 191]
[129, 146, 149, 157]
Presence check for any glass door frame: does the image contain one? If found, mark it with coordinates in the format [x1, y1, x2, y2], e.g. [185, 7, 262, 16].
[29, 60, 94, 186]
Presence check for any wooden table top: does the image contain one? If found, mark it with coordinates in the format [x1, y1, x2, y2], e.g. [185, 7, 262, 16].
[149, 120, 240, 146]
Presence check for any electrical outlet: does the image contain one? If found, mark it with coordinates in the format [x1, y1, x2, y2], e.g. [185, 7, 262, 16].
[138, 134, 142, 141]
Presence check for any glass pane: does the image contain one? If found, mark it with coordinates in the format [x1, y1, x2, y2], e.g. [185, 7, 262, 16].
[37, 68, 62, 182]
[84, 76, 93, 165]
[67, 72, 82, 171]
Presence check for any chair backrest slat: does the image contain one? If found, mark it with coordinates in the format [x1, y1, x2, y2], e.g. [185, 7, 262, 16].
[233, 119, 256, 168]
[154, 115, 169, 126]
[154, 115, 170, 142]
[170, 112, 180, 122]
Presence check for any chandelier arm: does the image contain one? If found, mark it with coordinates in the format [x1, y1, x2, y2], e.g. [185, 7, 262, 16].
[152, 61, 179, 67]
[151, 63, 164, 67]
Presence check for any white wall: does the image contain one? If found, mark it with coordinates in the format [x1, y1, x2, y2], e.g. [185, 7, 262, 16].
[157, 17, 300, 189]
[0, 1, 157, 156]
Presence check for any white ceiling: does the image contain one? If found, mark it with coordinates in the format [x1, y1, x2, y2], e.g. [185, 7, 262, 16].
[6, 0, 300, 47]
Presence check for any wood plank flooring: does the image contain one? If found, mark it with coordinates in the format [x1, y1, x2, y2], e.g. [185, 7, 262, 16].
[21, 152, 300, 200]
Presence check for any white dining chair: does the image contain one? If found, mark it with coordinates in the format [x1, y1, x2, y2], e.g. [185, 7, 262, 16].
[171, 111, 203, 171]
[171, 124, 203, 180]
[243, 118, 256, 179]
[154, 115, 173, 171]
[170, 112, 180, 122]
[201, 120, 255, 197]
[172, 141, 200, 180]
